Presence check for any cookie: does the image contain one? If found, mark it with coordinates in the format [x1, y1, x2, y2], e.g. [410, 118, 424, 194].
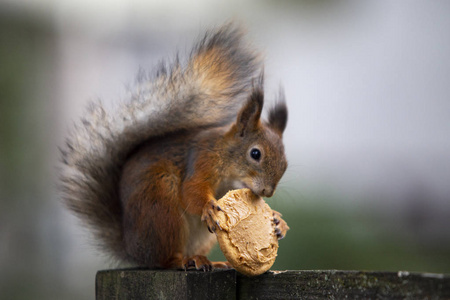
[215, 189, 281, 276]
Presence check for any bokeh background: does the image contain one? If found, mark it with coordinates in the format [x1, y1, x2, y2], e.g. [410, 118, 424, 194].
[1, 0, 449, 299]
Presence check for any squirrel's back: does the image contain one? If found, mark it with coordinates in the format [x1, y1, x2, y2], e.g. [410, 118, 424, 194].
[60, 24, 262, 262]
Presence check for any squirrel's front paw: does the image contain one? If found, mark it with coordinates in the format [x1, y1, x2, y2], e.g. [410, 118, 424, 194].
[201, 199, 222, 233]
[272, 210, 290, 240]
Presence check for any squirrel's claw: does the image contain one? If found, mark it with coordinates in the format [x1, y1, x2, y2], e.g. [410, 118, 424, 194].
[272, 210, 289, 240]
[201, 199, 222, 233]
[182, 255, 213, 271]
[273, 217, 280, 225]
[215, 220, 222, 231]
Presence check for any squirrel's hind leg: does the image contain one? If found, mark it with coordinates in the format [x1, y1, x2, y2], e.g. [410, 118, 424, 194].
[121, 160, 187, 269]
[180, 256, 231, 271]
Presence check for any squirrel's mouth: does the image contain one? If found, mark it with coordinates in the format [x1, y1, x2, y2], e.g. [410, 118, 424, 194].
[237, 182, 260, 197]
[233, 181, 252, 192]
[232, 181, 269, 198]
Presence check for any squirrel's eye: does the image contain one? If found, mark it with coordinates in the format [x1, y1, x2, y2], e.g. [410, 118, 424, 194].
[250, 148, 261, 161]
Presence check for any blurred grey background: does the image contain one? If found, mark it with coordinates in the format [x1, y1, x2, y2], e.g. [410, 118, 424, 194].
[1, 0, 449, 299]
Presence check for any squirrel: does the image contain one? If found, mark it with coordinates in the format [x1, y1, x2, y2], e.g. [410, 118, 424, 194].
[60, 24, 289, 271]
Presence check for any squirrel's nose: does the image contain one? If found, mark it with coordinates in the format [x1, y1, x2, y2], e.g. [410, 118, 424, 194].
[261, 186, 274, 197]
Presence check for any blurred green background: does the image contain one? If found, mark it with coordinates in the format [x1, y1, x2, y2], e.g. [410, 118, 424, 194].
[1, 1, 449, 299]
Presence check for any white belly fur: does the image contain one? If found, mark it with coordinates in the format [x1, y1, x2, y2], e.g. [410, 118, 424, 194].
[183, 213, 217, 257]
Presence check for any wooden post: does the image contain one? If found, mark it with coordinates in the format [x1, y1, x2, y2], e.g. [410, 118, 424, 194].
[96, 269, 236, 300]
[237, 270, 450, 299]
[96, 269, 450, 300]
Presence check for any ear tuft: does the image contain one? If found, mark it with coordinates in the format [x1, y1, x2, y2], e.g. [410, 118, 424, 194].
[268, 89, 288, 135]
[236, 85, 264, 137]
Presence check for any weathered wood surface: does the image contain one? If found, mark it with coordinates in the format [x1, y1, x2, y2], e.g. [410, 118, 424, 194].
[96, 269, 450, 300]
[96, 268, 236, 300]
[237, 270, 450, 299]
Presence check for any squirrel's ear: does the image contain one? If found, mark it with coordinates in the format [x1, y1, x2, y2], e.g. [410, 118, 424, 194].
[267, 89, 288, 136]
[235, 87, 263, 137]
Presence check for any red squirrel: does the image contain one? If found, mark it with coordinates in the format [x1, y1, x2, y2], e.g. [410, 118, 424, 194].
[60, 24, 288, 271]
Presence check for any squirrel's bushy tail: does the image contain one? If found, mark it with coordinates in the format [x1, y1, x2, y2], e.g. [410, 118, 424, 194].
[60, 24, 261, 263]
